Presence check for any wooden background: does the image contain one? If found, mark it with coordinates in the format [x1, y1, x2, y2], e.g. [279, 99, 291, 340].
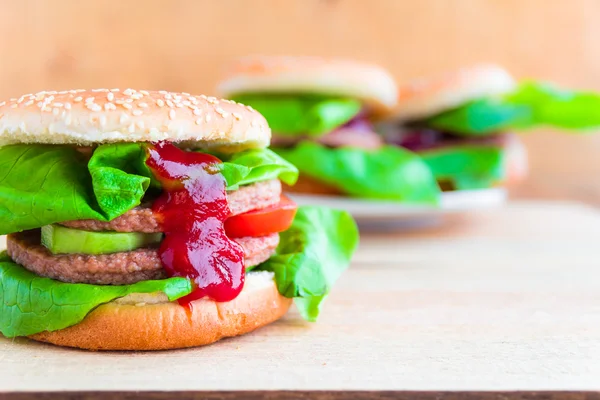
[1, 0, 599, 203]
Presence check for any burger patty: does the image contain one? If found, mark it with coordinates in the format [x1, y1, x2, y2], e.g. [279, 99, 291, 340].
[7, 230, 279, 286]
[60, 179, 282, 233]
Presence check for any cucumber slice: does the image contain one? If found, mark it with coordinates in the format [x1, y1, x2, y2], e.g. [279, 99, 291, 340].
[41, 224, 163, 255]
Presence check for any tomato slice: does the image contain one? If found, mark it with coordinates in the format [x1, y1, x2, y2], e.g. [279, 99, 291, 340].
[225, 195, 297, 238]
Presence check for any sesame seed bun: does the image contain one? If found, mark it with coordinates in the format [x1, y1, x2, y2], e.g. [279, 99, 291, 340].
[0, 89, 271, 151]
[217, 56, 398, 114]
[29, 271, 292, 351]
[390, 64, 517, 122]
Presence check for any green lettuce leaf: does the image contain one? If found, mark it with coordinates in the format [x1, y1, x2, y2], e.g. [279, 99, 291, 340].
[274, 142, 440, 203]
[0, 251, 192, 337]
[0, 145, 106, 235]
[426, 82, 600, 136]
[232, 94, 362, 136]
[257, 206, 358, 321]
[217, 148, 299, 190]
[420, 146, 505, 190]
[0, 144, 299, 235]
[88, 143, 153, 220]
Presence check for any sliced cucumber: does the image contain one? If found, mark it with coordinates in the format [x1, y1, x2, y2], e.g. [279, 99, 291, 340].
[41, 224, 163, 255]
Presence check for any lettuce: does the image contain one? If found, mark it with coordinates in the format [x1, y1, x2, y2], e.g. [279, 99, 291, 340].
[217, 148, 298, 190]
[231, 94, 362, 135]
[420, 146, 505, 190]
[0, 144, 298, 235]
[0, 206, 357, 335]
[0, 252, 192, 337]
[257, 206, 358, 321]
[0, 145, 108, 235]
[426, 82, 600, 136]
[274, 142, 440, 203]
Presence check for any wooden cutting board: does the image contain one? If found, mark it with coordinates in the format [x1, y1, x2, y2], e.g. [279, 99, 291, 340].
[0, 200, 599, 394]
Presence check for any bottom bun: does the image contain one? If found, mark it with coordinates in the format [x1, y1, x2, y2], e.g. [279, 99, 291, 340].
[283, 175, 343, 196]
[30, 271, 292, 351]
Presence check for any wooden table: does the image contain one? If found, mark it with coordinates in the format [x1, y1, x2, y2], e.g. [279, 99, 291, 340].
[1, 201, 600, 398]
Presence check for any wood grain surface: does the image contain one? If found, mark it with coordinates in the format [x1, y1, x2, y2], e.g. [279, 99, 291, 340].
[1, 201, 599, 394]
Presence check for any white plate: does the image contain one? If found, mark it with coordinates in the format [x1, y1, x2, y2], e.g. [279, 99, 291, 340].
[288, 188, 507, 229]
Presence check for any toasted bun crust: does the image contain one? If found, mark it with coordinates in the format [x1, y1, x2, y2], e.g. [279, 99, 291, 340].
[218, 56, 398, 114]
[390, 64, 516, 122]
[30, 271, 292, 350]
[283, 174, 343, 196]
[0, 89, 270, 150]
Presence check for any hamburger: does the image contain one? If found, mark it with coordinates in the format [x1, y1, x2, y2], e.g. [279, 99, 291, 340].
[378, 64, 528, 191]
[378, 64, 600, 191]
[217, 56, 441, 203]
[0, 88, 358, 351]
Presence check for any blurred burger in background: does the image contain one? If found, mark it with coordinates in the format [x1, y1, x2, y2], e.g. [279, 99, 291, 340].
[217, 56, 442, 205]
[377, 64, 529, 192]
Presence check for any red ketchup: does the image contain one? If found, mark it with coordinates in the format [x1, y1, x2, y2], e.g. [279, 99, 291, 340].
[146, 142, 245, 306]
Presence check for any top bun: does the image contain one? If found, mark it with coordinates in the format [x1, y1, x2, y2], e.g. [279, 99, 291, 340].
[217, 56, 398, 114]
[0, 89, 271, 151]
[389, 64, 516, 122]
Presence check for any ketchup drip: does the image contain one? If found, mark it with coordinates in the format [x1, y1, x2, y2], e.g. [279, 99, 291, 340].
[146, 142, 245, 306]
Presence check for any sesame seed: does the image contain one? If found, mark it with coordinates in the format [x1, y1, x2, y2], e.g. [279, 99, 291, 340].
[58, 90, 69, 95]
[138, 103, 148, 108]
[0, 101, 5, 107]
[64, 102, 72, 110]
[99, 115, 107, 127]
[9, 98, 16, 102]
[164, 93, 172, 99]
[68, 90, 78, 94]
[24, 100, 34, 106]
[132, 109, 143, 116]
[105, 103, 116, 111]
[52, 108, 60, 115]
[158, 90, 168, 95]
[245, 105, 255, 112]
[17, 97, 25, 104]
[125, 98, 134, 103]
[195, 118, 202, 125]
[47, 91, 57, 95]
[156, 99, 165, 107]
[140, 90, 150, 96]
[193, 108, 201, 116]
[107, 92, 114, 102]
[132, 93, 143, 100]
[53, 103, 64, 108]
[123, 89, 134, 96]
[200, 94, 208, 100]
[85, 97, 95, 103]
[182, 100, 191, 107]
[10, 104, 17, 109]
[110, 88, 120, 92]
[205, 114, 211, 122]
[74, 97, 83, 102]
[166, 100, 174, 108]
[119, 113, 129, 124]
[182, 92, 191, 96]
[169, 109, 176, 120]
[232, 112, 242, 120]
[92, 105, 102, 112]
[175, 103, 183, 108]
[122, 103, 132, 110]
[115, 99, 125, 105]
[37, 102, 43, 108]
